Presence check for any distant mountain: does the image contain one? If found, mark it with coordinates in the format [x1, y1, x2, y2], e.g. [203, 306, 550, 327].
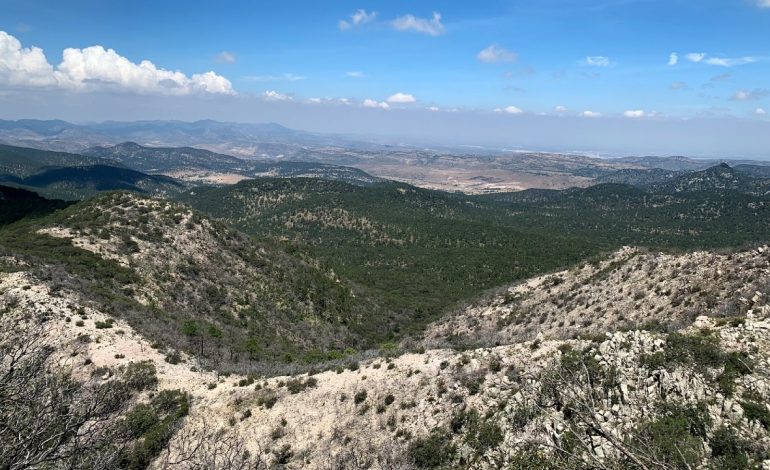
[83, 142, 250, 173]
[15, 165, 185, 200]
[615, 155, 720, 171]
[0, 143, 117, 178]
[84, 142, 382, 185]
[0, 144, 187, 199]
[650, 163, 770, 195]
[734, 164, 770, 179]
[0, 184, 70, 225]
[596, 168, 681, 186]
[0, 119, 374, 155]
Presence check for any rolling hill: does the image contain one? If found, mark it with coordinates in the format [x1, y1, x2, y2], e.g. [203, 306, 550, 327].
[180, 170, 770, 338]
[0, 192, 394, 372]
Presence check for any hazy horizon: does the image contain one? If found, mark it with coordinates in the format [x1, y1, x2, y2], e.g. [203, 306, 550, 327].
[2, 0, 769, 158]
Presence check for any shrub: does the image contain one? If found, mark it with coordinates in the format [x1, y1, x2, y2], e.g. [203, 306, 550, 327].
[710, 427, 750, 469]
[94, 320, 113, 329]
[740, 400, 770, 430]
[354, 390, 367, 405]
[164, 350, 182, 365]
[119, 389, 189, 469]
[408, 429, 456, 468]
[631, 404, 710, 468]
[256, 389, 278, 409]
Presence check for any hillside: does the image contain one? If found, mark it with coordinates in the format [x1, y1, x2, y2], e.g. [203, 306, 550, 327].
[84, 142, 383, 185]
[180, 178, 600, 332]
[0, 192, 394, 373]
[0, 143, 116, 177]
[181, 175, 770, 338]
[2, 165, 186, 200]
[596, 168, 681, 186]
[4, 242, 770, 468]
[650, 163, 770, 196]
[83, 141, 250, 174]
[0, 184, 71, 226]
[425, 245, 770, 348]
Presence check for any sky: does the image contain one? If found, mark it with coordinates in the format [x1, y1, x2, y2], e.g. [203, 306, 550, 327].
[1, 0, 769, 157]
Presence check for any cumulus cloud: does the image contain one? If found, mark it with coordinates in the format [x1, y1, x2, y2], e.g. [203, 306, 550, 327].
[339, 9, 377, 30]
[584, 56, 611, 67]
[426, 106, 439, 111]
[0, 31, 57, 87]
[346, 71, 365, 78]
[262, 90, 293, 101]
[581, 110, 602, 118]
[494, 105, 523, 114]
[731, 89, 769, 101]
[477, 45, 517, 63]
[392, 12, 445, 36]
[757, 108, 767, 115]
[0, 31, 233, 95]
[386, 92, 416, 104]
[215, 51, 236, 64]
[668, 52, 678, 66]
[554, 105, 568, 113]
[623, 110, 645, 118]
[362, 98, 389, 109]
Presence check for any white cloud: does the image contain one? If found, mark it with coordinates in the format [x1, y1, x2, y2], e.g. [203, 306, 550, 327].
[392, 12, 445, 36]
[307, 97, 322, 104]
[215, 51, 236, 64]
[581, 110, 602, 118]
[758, 0, 770, 7]
[668, 52, 678, 66]
[703, 56, 757, 67]
[362, 98, 389, 109]
[731, 89, 769, 101]
[0, 31, 234, 95]
[426, 106, 439, 111]
[685, 52, 706, 63]
[554, 105, 568, 113]
[477, 45, 517, 63]
[584, 56, 611, 67]
[623, 110, 645, 118]
[685, 52, 757, 67]
[346, 71, 365, 78]
[262, 90, 293, 102]
[0, 30, 57, 87]
[386, 92, 416, 104]
[756, 108, 767, 115]
[339, 9, 377, 30]
[494, 105, 523, 114]
[56, 46, 234, 95]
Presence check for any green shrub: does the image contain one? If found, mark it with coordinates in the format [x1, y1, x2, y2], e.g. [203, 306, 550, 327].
[710, 427, 750, 469]
[119, 389, 189, 469]
[95, 319, 114, 329]
[740, 400, 770, 430]
[408, 429, 456, 468]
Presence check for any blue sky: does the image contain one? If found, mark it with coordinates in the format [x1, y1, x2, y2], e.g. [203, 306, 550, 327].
[1, 0, 769, 156]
